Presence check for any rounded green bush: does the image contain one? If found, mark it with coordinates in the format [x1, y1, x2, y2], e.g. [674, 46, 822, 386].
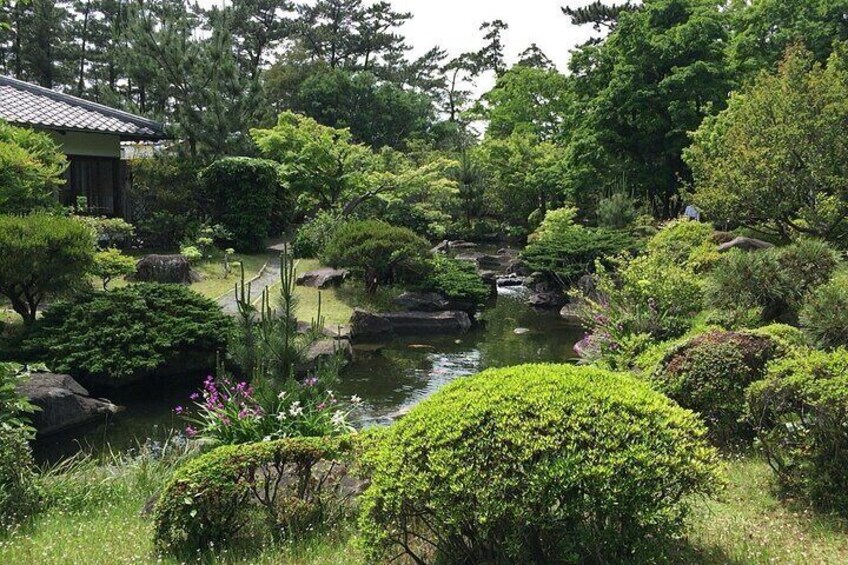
[651, 327, 797, 444]
[153, 436, 355, 555]
[21, 284, 232, 386]
[747, 348, 848, 515]
[358, 364, 720, 564]
[321, 220, 429, 293]
[200, 157, 284, 252]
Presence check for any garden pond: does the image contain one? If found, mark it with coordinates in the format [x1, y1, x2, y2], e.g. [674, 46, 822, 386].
[33, 287, 582, 464]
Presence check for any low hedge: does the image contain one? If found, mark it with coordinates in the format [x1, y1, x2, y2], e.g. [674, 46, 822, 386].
[358, 364, 720, 564]
[650, 326, 802, 444]
[21, 284, 232, 387]
[747, 348, 848, 515]
[153, 436, 357, 555]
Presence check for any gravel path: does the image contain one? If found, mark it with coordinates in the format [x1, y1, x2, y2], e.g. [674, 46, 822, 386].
[216, 254, 280, 316]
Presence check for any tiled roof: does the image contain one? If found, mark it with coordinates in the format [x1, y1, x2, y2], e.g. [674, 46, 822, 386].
[0, 75, 166, 140]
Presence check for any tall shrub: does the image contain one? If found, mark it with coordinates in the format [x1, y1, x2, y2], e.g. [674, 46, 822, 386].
[0, 214, 94, 324]
[200, 157, 284, 252]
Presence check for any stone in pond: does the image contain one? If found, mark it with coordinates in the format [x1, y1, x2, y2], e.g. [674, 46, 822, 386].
[17, 373, 121, 436]
[350, 309, 472, 340]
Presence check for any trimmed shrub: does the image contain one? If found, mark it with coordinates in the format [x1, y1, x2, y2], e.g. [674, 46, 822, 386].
[322, 220, 429, 294]
[153, 436, 356, 555]
[421, 256, 490, 305]
[91, 248, 136, 290]
[522, 207, 635, 287]
[799, 271, 848, 349]
[0, 213, 95, 324]
[21, 284, 232, 387]
[646, 219, 717, 270]
[747, 349, 848, 514]
[651, 327, 799, 444]
[200, 157, 284, 252]
[0, 120, 66, 214]
[358, 364, 720, 564]
[706, 239, 841, 325]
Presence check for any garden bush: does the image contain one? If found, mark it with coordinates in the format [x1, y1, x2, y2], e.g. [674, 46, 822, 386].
[0, 213, 95, 324]
[799, 271, 848, 349]
[522, 207, 635, 287]
[747, 348, 848, 515]
[420, 256, 490, 305]
[651, 327, 798, 444]
[358, 364, 720, 564]
[292, 211, 344, 258]
[153, 436, 356, 555]
[90, 248, 136, 290]
[0, 120, 66, 215]
[646, 219, 717, 270]
[597, 193, 637, 229]
[321, 220, 429, 294]
[0, 363, 40, 526]
[21, 284, 232, 387]
[200, 157, 284, 252]
[706, 239, 840, 325]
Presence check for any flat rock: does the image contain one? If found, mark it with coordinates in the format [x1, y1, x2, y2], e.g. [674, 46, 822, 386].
[514, 327, 530, 335]
[296, 268, 349, 289]
[559, 302, 584, 326]
[718, 236, 774, 253]
[393, 292, 475, 314]
[17, 373, 121, 436]
[496, 275, 524, 288]
[350, 309, 472, 340]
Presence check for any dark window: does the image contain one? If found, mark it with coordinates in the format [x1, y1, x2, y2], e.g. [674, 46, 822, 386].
[60, 156, 121, 215]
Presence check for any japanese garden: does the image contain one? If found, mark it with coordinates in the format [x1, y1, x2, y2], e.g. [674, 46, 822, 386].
[2, 0, 848, 563]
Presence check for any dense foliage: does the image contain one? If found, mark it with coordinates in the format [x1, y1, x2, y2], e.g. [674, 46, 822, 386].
[0, 363, 39, 526]
[90, 248, 136, 290]
[687, 45, 848, 244]
[0, 213, 94, 324]
[322, 220, 429, 293]
[0, 121, 66, 215]
[420, 256, 491, 306]
[358, 364, 720, 564]
[747, 348, 848, 515]
[799, 271, 848, 349]
[21, 284, 232, 386]
[199, 157, 284, 252]
[154, 436, 356, 555]
[705, 239, 841, 325]
[522, 207, 634, 286]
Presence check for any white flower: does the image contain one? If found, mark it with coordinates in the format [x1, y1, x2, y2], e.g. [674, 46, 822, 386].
[277, 391, 287, 400]
[326, 390, 334, 398]
[350, 395, 362, 405]
[331, 411, 346, 428]
[289, 401, 304, 417]
[276, 411, 287, 422]
[263, 436, 272, 442]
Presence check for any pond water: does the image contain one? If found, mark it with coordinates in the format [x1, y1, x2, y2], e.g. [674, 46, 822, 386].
[33, 288, 582, 464]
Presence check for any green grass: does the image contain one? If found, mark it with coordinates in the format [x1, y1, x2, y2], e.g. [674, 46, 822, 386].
[191, 253, 269, 299]
[1, 454, 845, 564]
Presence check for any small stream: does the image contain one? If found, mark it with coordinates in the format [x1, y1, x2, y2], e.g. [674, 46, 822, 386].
[34, 288, 582, 464]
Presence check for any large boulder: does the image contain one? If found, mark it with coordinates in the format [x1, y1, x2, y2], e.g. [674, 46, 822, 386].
[527, 291, 568, 309]
[393, 292, 475, 314]
[717, 237, 774, 253]
[350, 309, 472, 340]
[455, 252, 509, 272]
[135, 254, 197, 284]
[559, 302, 584, 326]
[297, 339, 354, 376]
[16, 373, 120, 436]
[296, 268, 349, 289]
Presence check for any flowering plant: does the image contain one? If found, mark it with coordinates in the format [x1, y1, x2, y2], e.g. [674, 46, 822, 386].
[179, 373, 360, 446]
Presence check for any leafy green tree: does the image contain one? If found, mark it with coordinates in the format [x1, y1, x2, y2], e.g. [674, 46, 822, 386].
[252, 111, 371, 212]
[479, 64, 574, 141]
[91, 247, 136, 290]
[564, 0, 731, 218]
[0, 214, 94, 324]
[0, 121, 66, 214]
[727, 0, 848, 80]
[686, 45, 848, 243]
[479, 132, 569, 231]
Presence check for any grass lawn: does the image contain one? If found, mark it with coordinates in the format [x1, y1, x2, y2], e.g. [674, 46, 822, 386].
[2, 455, 845, 564]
